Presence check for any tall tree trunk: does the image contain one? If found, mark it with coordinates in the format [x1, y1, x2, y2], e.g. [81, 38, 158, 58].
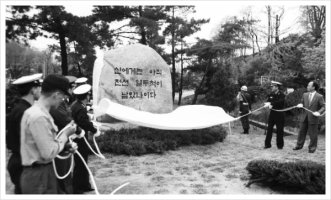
[59, 30, 68, 75]
[275, 15, 279, 43]
[254, 32, 261, 54]
[192, 54, 212, 105]
[178, 40, 184, 105]
[77, 62, 82, 76]
[267, 6, 271, 46]
[138, 6, 147, 45]
[171, 6, 176, 102]
[251, 33, 255, 56]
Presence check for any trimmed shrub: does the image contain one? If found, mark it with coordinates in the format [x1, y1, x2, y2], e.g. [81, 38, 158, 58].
[246, 159, 325, 194]
[94, 125, 228, 156]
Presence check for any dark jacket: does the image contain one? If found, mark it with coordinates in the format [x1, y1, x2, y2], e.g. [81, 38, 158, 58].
[50, 101, 72, 131]
[71, 100, 97, 154]
[50, 100, 82, 135]
[6, 99, 31, 154]
[239, 91, 252, 114]
[300, 92, 325, 124]
[267, 91, 285, 117]
[71, 100, 97, 134]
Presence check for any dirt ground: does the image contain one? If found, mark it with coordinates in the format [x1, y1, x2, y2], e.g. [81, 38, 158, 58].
[5, 120, 326, 195]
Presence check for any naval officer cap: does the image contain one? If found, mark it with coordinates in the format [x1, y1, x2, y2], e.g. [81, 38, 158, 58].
[75, 77, 88, 84]
[12, 73, 43, 86]
[73, 84, 91, 95]
[271, 81, 282, 86]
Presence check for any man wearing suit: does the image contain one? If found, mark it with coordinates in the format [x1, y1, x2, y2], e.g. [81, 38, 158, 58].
[293, 81, 325, 153]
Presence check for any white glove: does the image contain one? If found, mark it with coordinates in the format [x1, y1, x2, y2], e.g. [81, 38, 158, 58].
[297, 103, 303, 108]
[313, 112, 320, 117]
[68, 142, 78, 153]
[264, 102, 271, 108]
[70, 129, 85, 140]
[94, 129, 101, 137]
[86, 105, 91, 111]
[269, 105, 273, 109]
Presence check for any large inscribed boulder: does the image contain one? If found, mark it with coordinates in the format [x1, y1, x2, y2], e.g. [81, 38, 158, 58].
[93, 44, 173, 123]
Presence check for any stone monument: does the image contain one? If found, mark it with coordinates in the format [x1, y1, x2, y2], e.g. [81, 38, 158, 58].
[93, 44, 173, 124]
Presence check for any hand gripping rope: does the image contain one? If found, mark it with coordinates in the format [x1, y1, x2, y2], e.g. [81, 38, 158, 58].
[224, 103, 324, 135]
[234, 103, 325, 120]
[52, 123, 130, 195]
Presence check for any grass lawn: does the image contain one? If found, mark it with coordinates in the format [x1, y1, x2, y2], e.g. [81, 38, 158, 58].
[6, 121, 325, 195]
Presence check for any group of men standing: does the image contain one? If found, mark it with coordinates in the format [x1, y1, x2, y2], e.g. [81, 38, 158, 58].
[6, 73, 99, 194]
[237, 80, 325, 153]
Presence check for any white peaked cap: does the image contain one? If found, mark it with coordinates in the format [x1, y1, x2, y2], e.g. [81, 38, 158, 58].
[241, 85, 248, 91]
[271, 81, 282, 86]
[75, 77, 88, 84]
[73, 84, 91, 95]
[12, 73, 43, 85]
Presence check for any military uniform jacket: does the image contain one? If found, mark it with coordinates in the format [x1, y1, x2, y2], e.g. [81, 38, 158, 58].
[239, 92, 252, 114]
[300, 92, 325, 124]
[267, 91, 285, 117]
[6, 99, 31, 154]
[50, 101, 72, 131]
[71, 100, 97, 135]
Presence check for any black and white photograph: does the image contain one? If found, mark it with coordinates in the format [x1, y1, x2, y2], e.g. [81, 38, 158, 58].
[0, 0, 329, 199]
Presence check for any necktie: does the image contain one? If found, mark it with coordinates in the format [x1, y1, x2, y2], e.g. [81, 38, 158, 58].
[309, 93, 312, 105]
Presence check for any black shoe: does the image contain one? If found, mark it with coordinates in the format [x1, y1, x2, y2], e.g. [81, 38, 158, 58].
[264, 146, 271, 149]
[293, 146, 302, 150]
[308, 149, 315, 153]
[277, 147, 283, 150]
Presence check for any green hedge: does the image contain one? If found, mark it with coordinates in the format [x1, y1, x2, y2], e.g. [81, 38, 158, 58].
[246, 159, 325, 194]
[94, 126, 228, 156]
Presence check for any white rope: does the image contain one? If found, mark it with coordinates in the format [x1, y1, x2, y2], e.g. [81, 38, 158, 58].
[83, 135, 105, 159]
[56, 153, 72, 160]
[52, 155, 74, 180]
[51, 122, 132, 195]
[233, 106, 266, 120]
[110, 182, 130, 195]
[74, 148, 100, 195]
[270, 105, 298, 112]
[53, 123, 76, 180]
[300, 106, 326, 116]
[50, 102, 324, 194]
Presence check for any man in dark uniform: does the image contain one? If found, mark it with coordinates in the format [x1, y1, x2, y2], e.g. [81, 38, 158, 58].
[50, 75, 82, 194]
[71, 84, 98, 194]
[264, 81, 286, 149]
[6, 73, 42, 194]
[236, 85, 252, 134]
